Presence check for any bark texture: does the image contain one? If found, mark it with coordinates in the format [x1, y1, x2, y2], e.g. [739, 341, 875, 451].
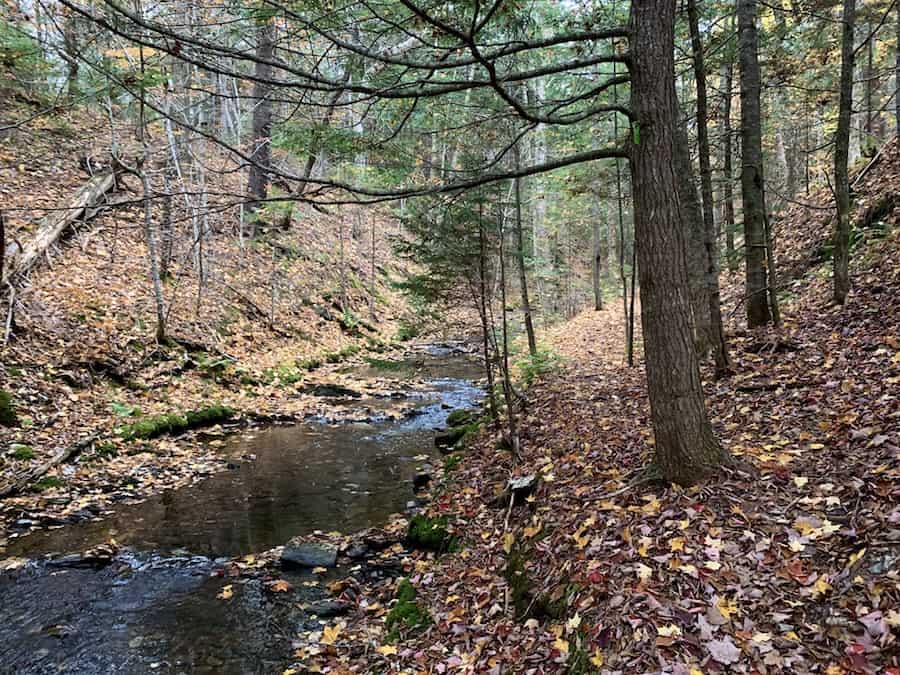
[738, 0, 773, 327]
[688, 0, 731, 375]
[629, 0, 725, 485]
[247, 20, 275, 219]
[834, 0, 856, 304]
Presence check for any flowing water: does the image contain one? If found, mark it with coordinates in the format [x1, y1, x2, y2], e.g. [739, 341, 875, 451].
[0, 348, 483, 674]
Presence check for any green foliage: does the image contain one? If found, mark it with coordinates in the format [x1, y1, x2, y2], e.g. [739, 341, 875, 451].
[10, 443, 34, 460]
[109, 401, 142, 417]
[117, 405, 234, 441]
[516, 348, 564, 387]
[396, 320, 421, 342]
[0, 389, 18, 427]
[32, 476, 64, 492]
[263, 363, 304, 386]
[443, 453, 462, 472]
[0, 20, 48, 82]
[94, 441, 119, 458]
[407, 514, 456, 552]
[385, 578, 432, 642]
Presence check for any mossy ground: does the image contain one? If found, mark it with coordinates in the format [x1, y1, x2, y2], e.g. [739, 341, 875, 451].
[406, 514, 457, 552]
[385, 578, 432, 642]
[117, 404, 235, 441]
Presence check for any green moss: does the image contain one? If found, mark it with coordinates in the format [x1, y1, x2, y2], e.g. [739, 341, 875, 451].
[385, 578, 432, 642]
[504, 543, 533, 620]
[10, 443, 34, 460]
[118, 405, 234, 441]
[32, 476, 64, 492]
[0, 389, 18, 427]
[395, 322, 421, 342]
[94, 441, 118, 458]
[262, 363, 303, 386]
[407, 514, 456, 552]
[446, 409, 476, 427]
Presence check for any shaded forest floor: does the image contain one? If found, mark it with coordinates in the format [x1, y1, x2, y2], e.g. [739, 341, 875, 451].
[294, 168, 900, 671]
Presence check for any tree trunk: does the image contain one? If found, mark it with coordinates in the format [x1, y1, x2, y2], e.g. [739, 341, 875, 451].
[247, 19, 274, 224]
[896, 0, 900, 132]
[592, 199, 603, 312]
[721, 61, 737, 273]
[688, 0, 732, 375]
[513, 145, 537, 356]
[675, 124, 712, 353]
[738, 0, 773, 327]
[834, 0, 856, 305]
[629, 0, 726, 485]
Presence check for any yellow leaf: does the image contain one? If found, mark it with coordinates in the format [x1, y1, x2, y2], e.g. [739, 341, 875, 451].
[553, 637, 569, 655]
[320, 624, 342, 645]
[566, 612, 582, 632]
[716, 597, 739, 620]
[270, 579, 292, 593]
[217, 584, 234, 600]
[376, 644, 398, 656]
[657, 623, 682, 637]
[524, 520, 542, 538]
[812, 575, 832, 598]
[669, 537, 685, 552]
[503, 532, 515, 554]
[590, 649, 605, 667]
[636, 563, 653, 582]
[847, 548, 866, 567]
[793, 476, 809, 488]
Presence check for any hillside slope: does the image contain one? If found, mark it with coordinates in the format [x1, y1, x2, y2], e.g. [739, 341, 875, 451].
[0, 100, 429, 536]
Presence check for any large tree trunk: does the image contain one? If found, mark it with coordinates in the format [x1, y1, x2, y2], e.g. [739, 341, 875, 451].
[834, 0, 856, 304]
[247, 19, 275, 224]
[629, 0, 726, 486]
[688, 0, 732, 376]
[738, 0, 773, 327]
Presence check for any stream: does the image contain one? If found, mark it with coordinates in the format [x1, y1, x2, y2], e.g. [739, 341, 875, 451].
[0, 346, 483, 674]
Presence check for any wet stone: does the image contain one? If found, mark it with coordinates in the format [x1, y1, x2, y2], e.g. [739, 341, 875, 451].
[307, 600, 351, 617]
[281, 541, 338, 569]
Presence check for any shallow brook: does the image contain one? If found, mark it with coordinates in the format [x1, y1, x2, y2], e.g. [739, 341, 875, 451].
[0, 350, 483, 674]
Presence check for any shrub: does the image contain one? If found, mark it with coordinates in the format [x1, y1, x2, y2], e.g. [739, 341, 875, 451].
[516, 348, 564, 387]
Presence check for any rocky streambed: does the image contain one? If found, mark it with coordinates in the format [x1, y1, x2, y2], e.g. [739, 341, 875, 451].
[0, 345, 484, 674]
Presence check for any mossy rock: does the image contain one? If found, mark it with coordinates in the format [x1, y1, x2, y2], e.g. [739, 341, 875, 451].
[446, 409, 476, 428]
[385, 578, 432, 642]
[118, 404, 235, 441]
[406, 514, 456, 552]
[0, 389, 18, 427]
[10, 443, 34, 460]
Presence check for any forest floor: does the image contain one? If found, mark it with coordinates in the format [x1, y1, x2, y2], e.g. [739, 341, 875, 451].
[289, 164, 900, 671]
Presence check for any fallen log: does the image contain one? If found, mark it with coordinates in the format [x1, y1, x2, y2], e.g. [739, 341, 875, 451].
[0, 431, 102, 499]
[2, 171, 117, 285]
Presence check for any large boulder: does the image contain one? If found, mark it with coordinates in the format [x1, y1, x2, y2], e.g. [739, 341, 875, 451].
[281, 540, 338, 569]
